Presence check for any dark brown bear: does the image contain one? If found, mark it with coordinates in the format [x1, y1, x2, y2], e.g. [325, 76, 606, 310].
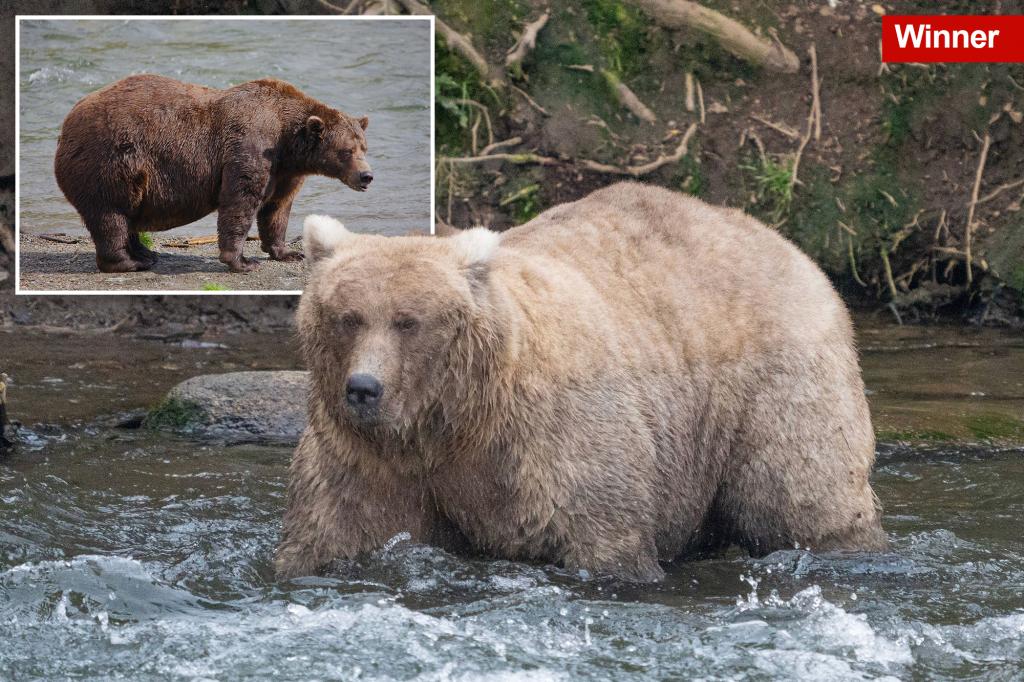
[53, 74, 372, 273]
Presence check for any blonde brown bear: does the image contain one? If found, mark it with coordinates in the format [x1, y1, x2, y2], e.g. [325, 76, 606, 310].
[275, 182, 887, 582]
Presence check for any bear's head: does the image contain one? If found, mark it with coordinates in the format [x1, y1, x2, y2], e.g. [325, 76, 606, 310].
[298, 215, 502, 442]
[299, 112, 373, 192]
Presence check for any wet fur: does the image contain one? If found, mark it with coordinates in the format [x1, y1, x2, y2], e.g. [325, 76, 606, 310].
[276, 183, 888, 582]
[54, 75, 370, 273]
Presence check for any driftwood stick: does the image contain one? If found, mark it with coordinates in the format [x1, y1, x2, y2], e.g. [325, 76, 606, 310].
[964, 131, 991, 286]
[602, 70, 657, 123]
[505, 11, 549, 68]
[632, 0, 799, 73]
[684, 72, 695, 112]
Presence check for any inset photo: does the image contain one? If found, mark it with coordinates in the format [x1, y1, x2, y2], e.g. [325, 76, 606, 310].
[16, 16, 433, 294]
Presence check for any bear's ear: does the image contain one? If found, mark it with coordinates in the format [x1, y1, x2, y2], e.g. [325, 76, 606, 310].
[357, 116, 369, 131]
[304, 214, 355, 262]
[306, 115, 325, 139]
[450, 227, 500, 291]
[450, 227, 500, 266]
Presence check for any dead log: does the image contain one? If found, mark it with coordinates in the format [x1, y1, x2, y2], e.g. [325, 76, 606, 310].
[632, 0, 799, 73]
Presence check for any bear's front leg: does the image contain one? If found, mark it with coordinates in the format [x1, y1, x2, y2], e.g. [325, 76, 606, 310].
[257, 176, 305, 263]
[275, 430, 434, 579]
[217, 162, 268, 273]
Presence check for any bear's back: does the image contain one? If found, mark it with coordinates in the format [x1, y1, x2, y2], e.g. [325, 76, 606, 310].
[498, 182, 852, 361]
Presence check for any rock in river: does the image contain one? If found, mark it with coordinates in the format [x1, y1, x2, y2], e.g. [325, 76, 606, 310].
[147, 371, 308, 445]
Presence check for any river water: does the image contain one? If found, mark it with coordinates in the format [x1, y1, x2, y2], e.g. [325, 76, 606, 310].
[18, 18, 432, 239]
[0, 322, 1022, 680]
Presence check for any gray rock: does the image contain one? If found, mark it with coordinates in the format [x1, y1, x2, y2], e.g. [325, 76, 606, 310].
[148, 371, 309, 445]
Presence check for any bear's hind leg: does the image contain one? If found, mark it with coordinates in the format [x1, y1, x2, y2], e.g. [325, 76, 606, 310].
[87, 213, 152, 273]
[722, 357, 888, 556]
[127, 233, 159, 268]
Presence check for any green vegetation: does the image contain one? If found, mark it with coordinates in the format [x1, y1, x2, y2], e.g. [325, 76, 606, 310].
[876, 429, 956, 444]
[741, 155, 794, 223]
[965, 414, 1024, 442]
[146, 397, 203, 430]
[499, 182, 542, 223]
[139, 232, 155, 249]
[200, 282, 229, 292]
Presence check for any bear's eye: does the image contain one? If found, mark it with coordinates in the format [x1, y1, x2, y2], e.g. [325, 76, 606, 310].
[339, 312, 364, 331]
[392, 315, 419, 333]
[339, 149, 353, 161]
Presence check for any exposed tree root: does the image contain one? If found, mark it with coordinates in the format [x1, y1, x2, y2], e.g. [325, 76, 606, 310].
[393, 0, 505, 87]
[602, 70, 657, 123]
[440, 123, 697, 178]
[632, 0, 799, 73]
[443, 152, 560, 166]
[506, 11, 549, 69]
[964, 131, 991, 286]
[789, 44, 819, 193]
[578, 123, 698, 176]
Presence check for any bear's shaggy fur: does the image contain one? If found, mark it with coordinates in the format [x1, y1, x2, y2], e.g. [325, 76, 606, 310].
[54, 75, 372, 273]
[276, 183, 887, 582]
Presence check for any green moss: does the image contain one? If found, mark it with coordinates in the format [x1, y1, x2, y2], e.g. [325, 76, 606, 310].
[876, 429, 957, 443]
[964, 414, 1024, 442]
[138, 232, 155, 249]
[146, 397, 203, 430]
[200, 282, 229, 291]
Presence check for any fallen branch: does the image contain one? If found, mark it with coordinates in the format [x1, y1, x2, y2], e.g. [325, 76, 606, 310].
[443, 152, 560, 166]
[684, 72, 695, 112]
[964, 131, 991, 286]
[579, 123, 698, 176]
[632, 0, 799, 73]
[602, 70, 657, 123]
[393, 0, 505, 87]
[505, 11, 549, 69]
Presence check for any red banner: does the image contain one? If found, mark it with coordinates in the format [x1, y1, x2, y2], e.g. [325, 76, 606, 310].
[882, 15, 1024, 63]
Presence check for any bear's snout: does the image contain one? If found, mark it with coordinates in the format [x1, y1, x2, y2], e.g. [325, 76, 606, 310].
[346, 373, 383, 412]
[358, 171, 374, 189]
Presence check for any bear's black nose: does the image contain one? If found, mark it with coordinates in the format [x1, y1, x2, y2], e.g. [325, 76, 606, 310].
[346, 373, 382, 407]
[359, 171, 374, 186]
